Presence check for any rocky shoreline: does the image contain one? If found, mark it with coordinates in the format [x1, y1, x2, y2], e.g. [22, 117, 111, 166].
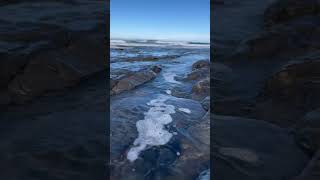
[0, 0, 108, 179]
[213, 0, 320, 179]
[0, 0, 107, 105]
[110, 45, 210, 180]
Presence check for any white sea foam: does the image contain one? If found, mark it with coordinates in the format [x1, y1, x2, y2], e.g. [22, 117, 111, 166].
[163, 72, 181, 84]
[178, 108, 191, 114]
[127, 95, 175, 162]
[165, 90, 172, 95]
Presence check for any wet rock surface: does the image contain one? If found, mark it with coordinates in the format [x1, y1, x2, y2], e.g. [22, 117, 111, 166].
[0, 0, 107, 104]
[213, 115, 308, 180]
[295, 108, 320, 154]
[110, 66, 162, 95]
[264, 0, 320, 27]
[0, 72, 108, 180]
[236, 16, 320, 59]
[266, 60, 320, 106]
[214, 0, 320, 179]
[0, 0, 108, 179]
[110, 42, 210, 179]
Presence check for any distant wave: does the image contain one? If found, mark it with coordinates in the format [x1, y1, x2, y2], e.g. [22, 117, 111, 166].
[111, 39, 209, 48]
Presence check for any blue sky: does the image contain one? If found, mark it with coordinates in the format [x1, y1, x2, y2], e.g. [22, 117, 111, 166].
[111, 0, 210, 42]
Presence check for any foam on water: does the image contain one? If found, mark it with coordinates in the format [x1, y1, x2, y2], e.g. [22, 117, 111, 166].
[163, 72, 181, 84]
[165, 90, 172, 95]
[127, 95, 175, 162]
[178, 108, 191, 114]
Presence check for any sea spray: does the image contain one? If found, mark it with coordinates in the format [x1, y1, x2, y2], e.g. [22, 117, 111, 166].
[127, 95, 175, 162]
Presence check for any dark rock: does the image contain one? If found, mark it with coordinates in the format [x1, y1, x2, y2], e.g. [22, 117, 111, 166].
[213, 0, 225, 5]
[188, 112, 210, 149]
[211, 63, 235, 101]
[170, 87, 192, 99]
[8, 51, 82, 104]
[192, 78, 210, 100]
[240, 30, 294, 58]
[201, 96, 210, 111]
[264, 0, 320, 27]
[124, 55, 181, 62]
[0, 53, 29, 88]
[293, 149, 320, 180]
[213, 98, 255, 118]
[236, 16, 320, 58]
[111, 66, 161, 95]
[0, 23, 71, 89]
[0, 22, 69, 45]
[266, 60, 320, 107]
[250, 60, 320, 126]
[213, 115, 308, 180]
[62, 33, 107, 75]
[0, 90, 11, 105]
[166, 112, 210, 180]
[110, 78, 117, 90]
[151, 65, 162, 73]
[254, 98, 306, 127]
[192, 60, 210, 70]
[212, 62, 233, 79]
[6, 32, 106, 104]
[187, 68, 209, 81]
[295, 108, 320, 153]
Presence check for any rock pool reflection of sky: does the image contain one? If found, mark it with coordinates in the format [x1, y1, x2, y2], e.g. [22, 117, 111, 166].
[111, 0, 210, 42]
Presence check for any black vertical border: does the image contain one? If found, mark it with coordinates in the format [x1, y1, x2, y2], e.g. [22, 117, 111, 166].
[106, 0, 111, 178]
[210, 0, 214, 179]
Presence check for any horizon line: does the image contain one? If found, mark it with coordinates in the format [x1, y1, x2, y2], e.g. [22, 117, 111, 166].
[110, 37, 210, 43]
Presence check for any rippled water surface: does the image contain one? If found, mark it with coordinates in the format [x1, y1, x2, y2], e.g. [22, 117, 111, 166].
[110, 39, 210, 180]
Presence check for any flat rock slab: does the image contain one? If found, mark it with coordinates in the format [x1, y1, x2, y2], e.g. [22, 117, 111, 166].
[0, 111, 107, 180]
[213, 115, 308, 180]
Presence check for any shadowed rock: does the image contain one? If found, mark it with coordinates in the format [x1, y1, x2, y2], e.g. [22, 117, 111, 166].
[296, 108, 320, 154]
[235, 16, 320, 58]
[213, 115, 308, 180]
[7, 32, 106, 104]
[8, 52, 82, 104]
[264, 0, 320, 27]
[266, 60, 320, 106]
